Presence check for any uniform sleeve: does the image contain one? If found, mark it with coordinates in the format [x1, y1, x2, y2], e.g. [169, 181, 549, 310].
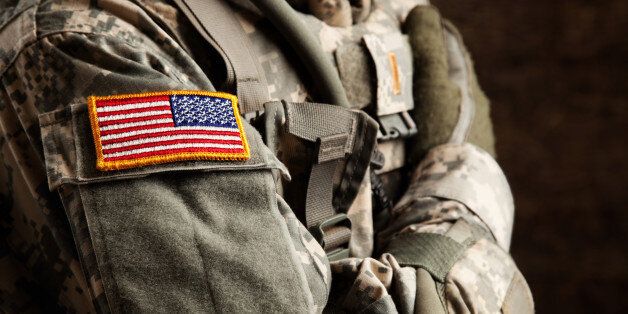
[327, 144, 534, 313]
[1, 2, 330, 312]
[325, 4, 534, 313]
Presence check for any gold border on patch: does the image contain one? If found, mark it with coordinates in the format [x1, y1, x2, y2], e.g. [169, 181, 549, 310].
[87, 90, 250, 171]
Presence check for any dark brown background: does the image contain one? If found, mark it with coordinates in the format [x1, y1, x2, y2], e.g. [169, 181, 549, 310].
[432, 1, 628, 313]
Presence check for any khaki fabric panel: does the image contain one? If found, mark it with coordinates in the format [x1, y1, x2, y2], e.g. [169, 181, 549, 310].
[502, 270, 535, 314]
[414, 268, 446, 314]
[363, 32, 414, 116]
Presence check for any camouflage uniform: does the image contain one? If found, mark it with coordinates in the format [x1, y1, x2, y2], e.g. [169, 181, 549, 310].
[0, 0, 533, 312]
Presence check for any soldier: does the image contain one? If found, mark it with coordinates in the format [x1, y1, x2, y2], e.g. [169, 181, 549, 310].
[0, 0, 533, 312]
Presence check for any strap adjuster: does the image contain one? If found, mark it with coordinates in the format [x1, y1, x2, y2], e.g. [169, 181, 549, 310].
[309, 213, 352, 261]
[243, 110, 263, 123]
[377, 111, 417, 141]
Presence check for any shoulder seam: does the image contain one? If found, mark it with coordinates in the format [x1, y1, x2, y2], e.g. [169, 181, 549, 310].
[0, 1, 37, 32]
[0, 0, 40, 76]
[0, 29, 147, 78]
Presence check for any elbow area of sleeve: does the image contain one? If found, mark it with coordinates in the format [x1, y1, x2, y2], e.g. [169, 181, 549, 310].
[405, 143, 514, 251]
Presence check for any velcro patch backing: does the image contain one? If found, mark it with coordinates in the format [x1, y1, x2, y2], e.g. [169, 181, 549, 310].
[88, 90, 249, 171]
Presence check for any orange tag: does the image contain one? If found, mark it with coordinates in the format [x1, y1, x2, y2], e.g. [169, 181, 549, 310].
[388, 52, 401, 95]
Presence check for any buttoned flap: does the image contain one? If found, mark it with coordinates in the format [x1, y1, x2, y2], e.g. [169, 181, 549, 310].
[39, 102, 288, 190]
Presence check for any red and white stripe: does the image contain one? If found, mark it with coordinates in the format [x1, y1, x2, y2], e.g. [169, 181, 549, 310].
[95, 95, 245, 161]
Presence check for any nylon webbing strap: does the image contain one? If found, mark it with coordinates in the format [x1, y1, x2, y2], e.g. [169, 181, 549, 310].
[305, 160, 340, 228]
[385, 233, 469, 282]
[284, 102, 353, 228]
[174, 0, 270, 113]
[277, 100, 377, 254]
[322, 225, 352, 251]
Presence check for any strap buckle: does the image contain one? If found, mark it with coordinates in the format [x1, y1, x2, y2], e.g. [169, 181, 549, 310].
[376, 111, 417, 141]
[309, 213, 352, 262]
[243, 110, 263, 123]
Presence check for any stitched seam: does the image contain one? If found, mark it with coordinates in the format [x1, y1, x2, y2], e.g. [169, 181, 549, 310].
[81, 186, 124, 313]
[267, 173, 317, 311]
[0, 3, 38, 77]
[192, 226, 217, 311]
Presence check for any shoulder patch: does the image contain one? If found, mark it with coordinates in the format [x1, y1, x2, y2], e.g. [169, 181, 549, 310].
[88, 90, 250, 171]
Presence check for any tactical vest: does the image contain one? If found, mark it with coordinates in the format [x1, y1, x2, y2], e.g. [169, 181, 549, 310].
[172, 0, 422, 262]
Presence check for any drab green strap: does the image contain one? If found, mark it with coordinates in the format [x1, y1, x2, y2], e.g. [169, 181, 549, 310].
[306, 159, 342, 228]
[174, 0, 270, 113]
[385, 232, 468, 282]
[282, 101, 353, 228]
[279, 101, 364, 255]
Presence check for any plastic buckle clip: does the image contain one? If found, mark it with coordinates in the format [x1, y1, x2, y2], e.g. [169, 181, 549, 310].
[309, 213, 352, 262]
[376, 111, 417, 141]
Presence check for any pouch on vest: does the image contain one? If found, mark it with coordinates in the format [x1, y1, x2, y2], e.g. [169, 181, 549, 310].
[256, 101, 378, 260]
[39, 103, 331, 312]
[334, 30, 417, 208]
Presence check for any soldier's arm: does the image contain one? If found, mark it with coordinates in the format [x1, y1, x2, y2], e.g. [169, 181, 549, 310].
[0, 1, 329, 312]
[327, 5, 534, 313]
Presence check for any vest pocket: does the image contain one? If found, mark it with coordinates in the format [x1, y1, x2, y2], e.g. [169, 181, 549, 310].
[39, 103, 328, 313]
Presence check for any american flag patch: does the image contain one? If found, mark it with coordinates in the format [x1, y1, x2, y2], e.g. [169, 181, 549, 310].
[88, 90, 249, 171]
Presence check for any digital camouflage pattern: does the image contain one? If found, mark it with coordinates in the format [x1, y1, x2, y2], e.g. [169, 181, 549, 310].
[0, 0, 533, 312]
[346, 167, 373, 258]
[395, 143, 515, 250]
[325, 143, 533, 313]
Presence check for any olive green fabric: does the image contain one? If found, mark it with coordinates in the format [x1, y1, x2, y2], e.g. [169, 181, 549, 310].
[405, 6, 459, 162]
[335, 42, 374, 109]
[445, 21, 496, 158]
[40, 97, 323, 312]
[404, 6, 495, 163]
[79, 169, 314, 312]
[384, 232, 467, 282]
